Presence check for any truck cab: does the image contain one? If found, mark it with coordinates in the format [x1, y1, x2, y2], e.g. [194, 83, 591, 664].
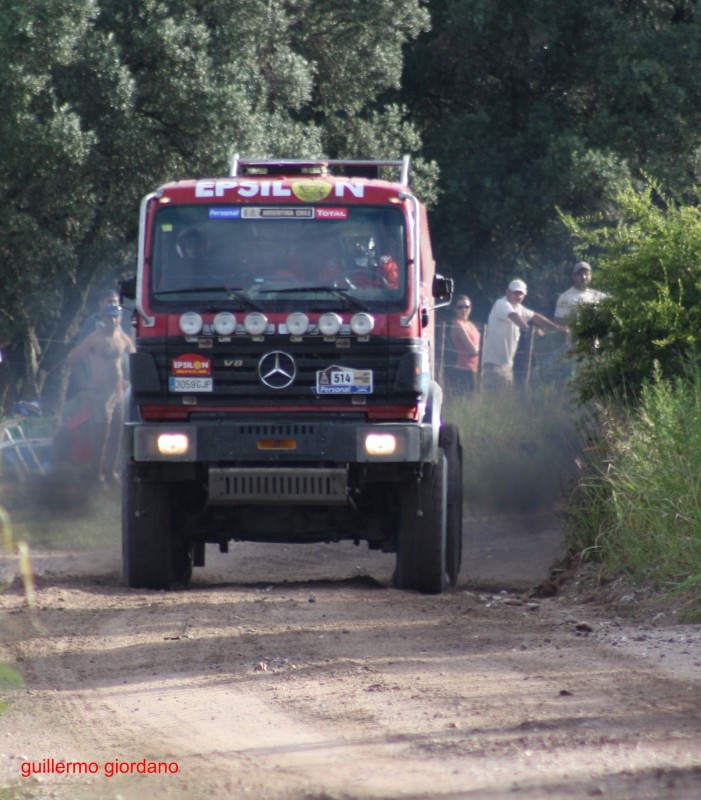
[122, 157, 463, 593]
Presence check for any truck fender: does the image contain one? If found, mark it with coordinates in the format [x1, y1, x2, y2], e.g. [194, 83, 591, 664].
[422, 380, 443, 464]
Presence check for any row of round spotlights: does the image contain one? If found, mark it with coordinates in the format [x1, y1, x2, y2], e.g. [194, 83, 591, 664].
[179, 311, 375, 338]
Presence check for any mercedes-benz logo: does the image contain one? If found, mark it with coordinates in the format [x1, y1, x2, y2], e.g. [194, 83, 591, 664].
[258, 351, 296, 389]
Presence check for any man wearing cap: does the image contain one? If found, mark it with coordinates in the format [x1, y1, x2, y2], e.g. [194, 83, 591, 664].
[67, 304, 135, 483]
[554, 262, 607, 322]
[77, 287, 125, 342]
[481, 279, 567, 391]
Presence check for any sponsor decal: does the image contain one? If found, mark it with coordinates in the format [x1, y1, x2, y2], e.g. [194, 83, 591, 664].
[316, 365, 373, 395]
[242, 207, 314, 219]
[316, 207, 349, 220]
[208, 207, 241, 219]
[172, 354, 212, 377]
[291, 181, 333, 202]
[195, 179, 364, 200]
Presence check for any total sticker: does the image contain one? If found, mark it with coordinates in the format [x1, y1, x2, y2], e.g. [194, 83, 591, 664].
[316, 365, 373, 395]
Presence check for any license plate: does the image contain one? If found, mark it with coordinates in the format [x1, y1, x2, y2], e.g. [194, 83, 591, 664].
[316, 366, 373, 395]
[169, 377, 213, 393]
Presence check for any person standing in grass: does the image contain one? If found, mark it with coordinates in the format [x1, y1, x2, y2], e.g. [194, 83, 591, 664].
[481, 279, 568, 392]
[554, 261, 608, 323]
[67, 304, 135, 483]
[445, 295, 481, 392]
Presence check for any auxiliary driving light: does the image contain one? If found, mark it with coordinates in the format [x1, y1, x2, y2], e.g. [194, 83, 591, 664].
[179, 312, 203, 336]
[350, 312, 375, 336]
[318, 312, 343, 336]
[286, 312, 309, 336]
[365, 433, 397, 456]
[244, 312, 268, 336]
[213, 311, 237, 336]
[157, 433, 190, 456]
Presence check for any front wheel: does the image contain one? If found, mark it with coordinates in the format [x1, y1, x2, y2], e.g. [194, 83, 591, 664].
[395, 454, 448, 594]
[122, 463, 192, 589]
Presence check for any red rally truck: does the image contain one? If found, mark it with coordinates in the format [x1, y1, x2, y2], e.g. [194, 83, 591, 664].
[121, 157, 463, 594]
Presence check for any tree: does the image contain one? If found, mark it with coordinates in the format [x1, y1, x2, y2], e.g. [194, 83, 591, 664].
[402, 0, 701, 315]
[0, 0, 431, 413]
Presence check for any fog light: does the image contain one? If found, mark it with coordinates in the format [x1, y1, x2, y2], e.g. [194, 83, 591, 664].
[213, 311, 237, 336]
[318, 312, 342, 336]
[365, 433, 397, 456]
[179, 312, 203, 336]
[157, 433, 189, 456]
[350, 312, 374, 336]
[244, 312, 268, 336]
[286, 312, 309, 336]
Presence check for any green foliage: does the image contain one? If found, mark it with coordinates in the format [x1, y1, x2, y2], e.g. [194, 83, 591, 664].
[560, 179, 701, 401]
[0, 0, 432, 409]
[403, 0, 701, 305]
[565, 366, 701, 611]
[446, 384, 582, 512]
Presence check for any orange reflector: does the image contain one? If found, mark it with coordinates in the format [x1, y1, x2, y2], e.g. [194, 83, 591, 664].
[257, 439, 297, 451]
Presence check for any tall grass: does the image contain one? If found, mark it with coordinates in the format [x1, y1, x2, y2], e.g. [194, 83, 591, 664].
[445, 383, 584, 513]
[0, 470, 120, 552]
[1, 505, 27, 713]
[566, 366, 701, 612]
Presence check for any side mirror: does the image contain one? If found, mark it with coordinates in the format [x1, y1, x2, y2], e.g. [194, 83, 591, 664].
[119, 274, 136, 302]
[432, 274, 454, 304]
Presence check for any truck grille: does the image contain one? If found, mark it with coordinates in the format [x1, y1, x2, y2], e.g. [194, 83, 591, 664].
[132, 335, 424, 407]
[208, 467, 348, 505]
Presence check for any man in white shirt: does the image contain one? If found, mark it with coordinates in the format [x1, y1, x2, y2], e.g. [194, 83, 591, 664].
[554, 262, 607, 322]
[482, 279, 568, 391]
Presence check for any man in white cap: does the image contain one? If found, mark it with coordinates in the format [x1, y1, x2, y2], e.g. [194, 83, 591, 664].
[481, 279, 568, 391]
[554, 261, 607, 322]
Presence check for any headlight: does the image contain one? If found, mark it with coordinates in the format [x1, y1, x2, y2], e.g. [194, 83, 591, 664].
[157, 433, 190, 456]
[179, 312, 203, 336]
[286, 312, 309, 336]
[244, 312, 268, 336]
[213, 311, 237, 336]
[318, 312, 343, 336]
[365, 433, 397, 456]
[350, 312, 375, 336]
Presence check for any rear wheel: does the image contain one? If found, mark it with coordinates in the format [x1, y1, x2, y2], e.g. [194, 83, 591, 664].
[440, 423, 464, 587]
[395, 454, 447, 594]
[122, 463, 192, 589]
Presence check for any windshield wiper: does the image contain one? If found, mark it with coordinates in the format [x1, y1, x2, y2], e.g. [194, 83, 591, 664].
[257, 285, 370, 310]
[154, 286, 262, 310]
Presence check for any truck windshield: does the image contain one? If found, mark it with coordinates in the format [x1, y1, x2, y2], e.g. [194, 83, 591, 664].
[149, 204, 407, 311]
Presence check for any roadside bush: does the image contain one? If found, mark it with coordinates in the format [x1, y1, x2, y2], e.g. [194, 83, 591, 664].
[559, 178, 701, 403]
[565, 364, 701, 613]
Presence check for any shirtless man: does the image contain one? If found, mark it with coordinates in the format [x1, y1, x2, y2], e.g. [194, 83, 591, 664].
[68, 305, 135, 482]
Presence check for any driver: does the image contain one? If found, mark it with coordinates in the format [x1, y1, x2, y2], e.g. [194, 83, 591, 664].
[340, 229, 399, 289]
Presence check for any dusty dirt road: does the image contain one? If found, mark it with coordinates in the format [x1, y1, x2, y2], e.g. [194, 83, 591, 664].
[2, 507, 701, 800]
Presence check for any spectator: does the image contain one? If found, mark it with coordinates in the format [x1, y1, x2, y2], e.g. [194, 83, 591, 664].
[67, 305, 135, 483]
[482, 279, 568, 392]
[445, 295, 480, 392]
[554, 261, 608, 322]
[77, 288, 123, 343]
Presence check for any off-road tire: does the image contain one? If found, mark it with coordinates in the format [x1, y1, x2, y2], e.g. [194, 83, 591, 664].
[395, 453, 448, 594]
[122, 462, 191, 589]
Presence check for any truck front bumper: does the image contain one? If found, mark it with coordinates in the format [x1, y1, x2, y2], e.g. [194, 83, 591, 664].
[126, 418, 437, 467]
